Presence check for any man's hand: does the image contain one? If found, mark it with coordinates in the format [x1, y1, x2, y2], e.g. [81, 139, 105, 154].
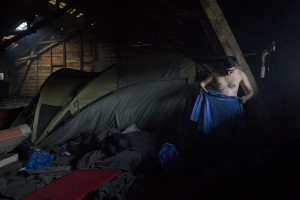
[240, 96, 249, 104]
[200, 86, 208, 94]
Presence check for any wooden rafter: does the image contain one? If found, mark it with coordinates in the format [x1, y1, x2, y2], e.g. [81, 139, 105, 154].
[15, 42, 60, 64]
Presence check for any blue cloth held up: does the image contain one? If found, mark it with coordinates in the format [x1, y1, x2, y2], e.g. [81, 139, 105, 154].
[190, 90, 245, 139]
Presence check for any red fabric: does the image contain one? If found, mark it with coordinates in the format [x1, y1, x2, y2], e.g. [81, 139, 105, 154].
[22, 169, 122, 200]
[0, 126, 23, 140]
[0, 108, 23, 130]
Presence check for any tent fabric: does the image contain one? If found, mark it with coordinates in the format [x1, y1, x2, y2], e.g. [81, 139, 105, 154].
[190, 90, 245, 139]
[37, 79, 190, 148]
[34, 66, 118, 144]
[11, 52, 207, 149]
[117, 52, 197, 87]
[32, 68, 100, 141]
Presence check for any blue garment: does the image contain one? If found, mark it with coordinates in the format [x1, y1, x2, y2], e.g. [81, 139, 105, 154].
[158, 143, 184, 176]
[190, 90, 245, 139]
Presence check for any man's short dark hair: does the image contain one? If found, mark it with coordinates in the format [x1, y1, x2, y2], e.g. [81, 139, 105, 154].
[224, 56, 237, 68]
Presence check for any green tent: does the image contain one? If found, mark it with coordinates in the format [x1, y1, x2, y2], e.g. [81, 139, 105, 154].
[12, 52, 208, 149]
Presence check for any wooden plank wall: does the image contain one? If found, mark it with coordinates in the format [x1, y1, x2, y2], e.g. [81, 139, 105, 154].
[15, 28, 116, 97]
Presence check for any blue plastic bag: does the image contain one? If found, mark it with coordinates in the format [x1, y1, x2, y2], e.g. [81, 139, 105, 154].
[158, 143, 184, 176]
[25, 151, 55, 170]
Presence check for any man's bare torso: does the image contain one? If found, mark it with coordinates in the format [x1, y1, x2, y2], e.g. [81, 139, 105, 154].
[213, 69, 242, 97]
[200, 56, 254, 104]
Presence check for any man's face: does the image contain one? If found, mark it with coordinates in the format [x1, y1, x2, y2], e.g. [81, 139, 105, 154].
[226, 67, 236, 75]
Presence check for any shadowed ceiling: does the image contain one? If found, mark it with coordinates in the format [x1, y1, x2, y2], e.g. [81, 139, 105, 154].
[0, 0, 289, 69]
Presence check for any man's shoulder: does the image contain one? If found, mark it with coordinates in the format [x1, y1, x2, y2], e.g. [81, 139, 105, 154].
[236, 69, 248, 81]
[236, 69, 245, 75]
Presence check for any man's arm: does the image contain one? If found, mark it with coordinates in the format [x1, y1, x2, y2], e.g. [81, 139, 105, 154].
[240, 71, 254, 103]
[199, 74, 213, 93]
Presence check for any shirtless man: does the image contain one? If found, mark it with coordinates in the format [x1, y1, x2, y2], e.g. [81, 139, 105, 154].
[199, 56, 254, 104]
